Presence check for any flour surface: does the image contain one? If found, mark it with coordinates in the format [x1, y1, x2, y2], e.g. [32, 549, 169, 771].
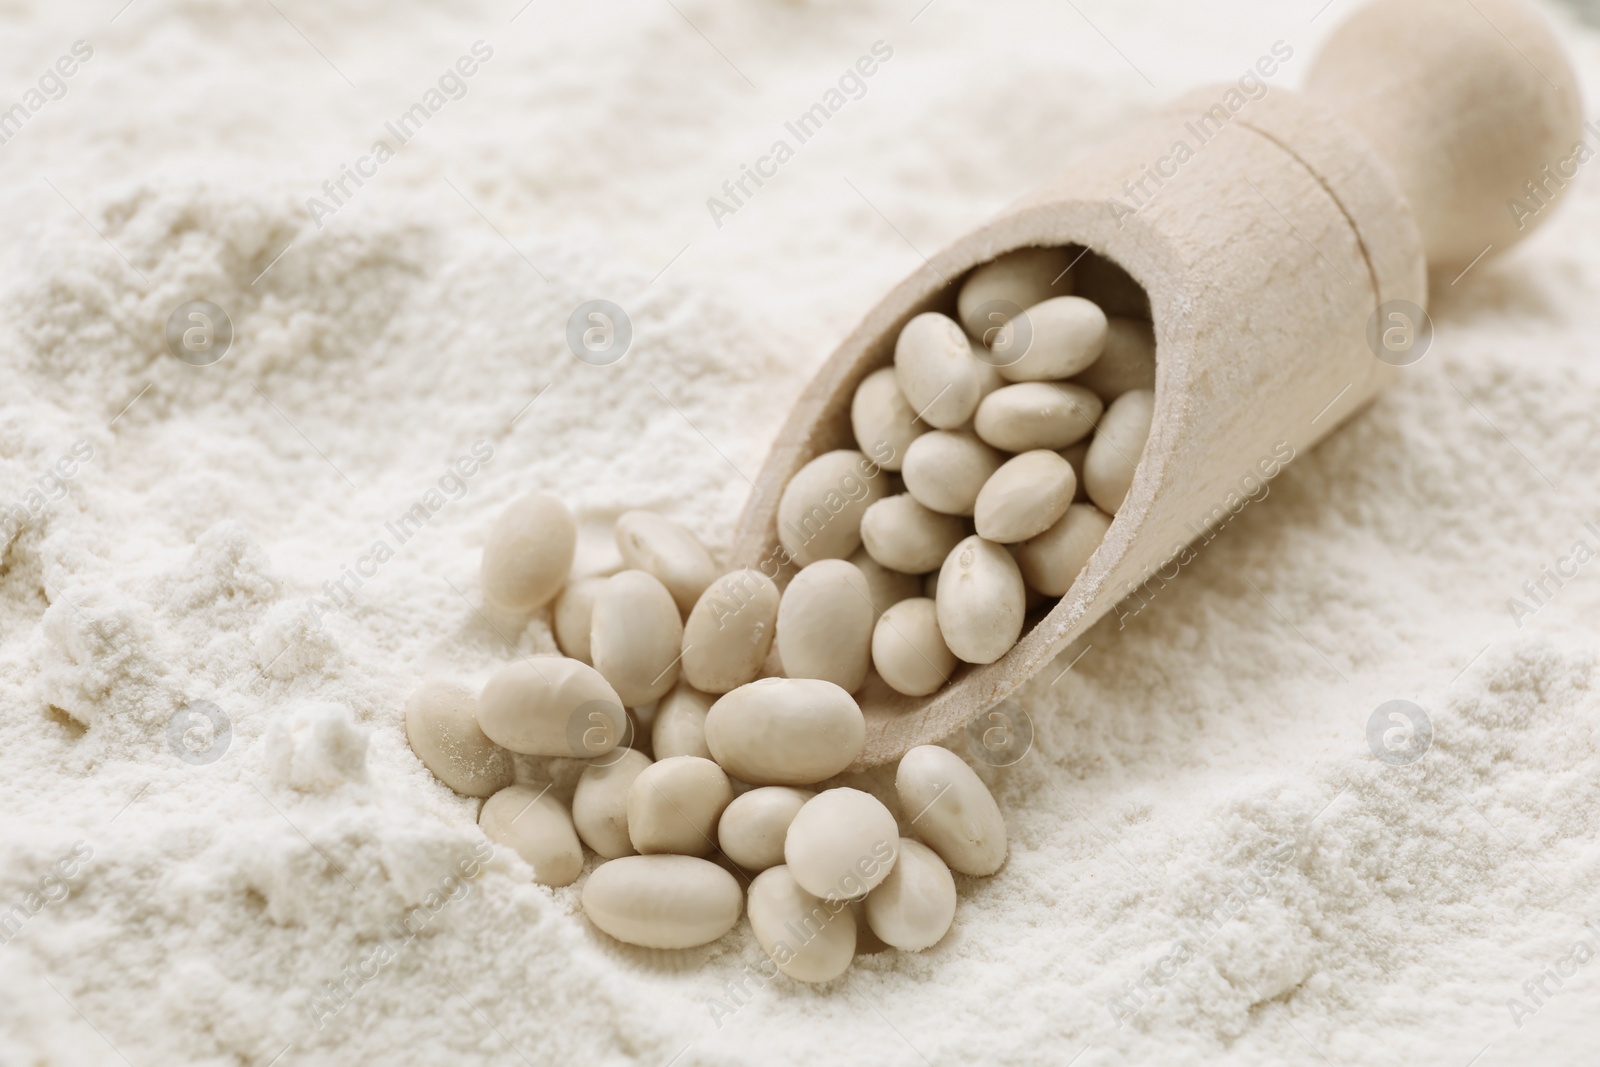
[2, 2, 1599, 1065]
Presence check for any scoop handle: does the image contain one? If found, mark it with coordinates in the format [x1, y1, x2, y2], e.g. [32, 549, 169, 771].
[1306, 0, 1585, 271]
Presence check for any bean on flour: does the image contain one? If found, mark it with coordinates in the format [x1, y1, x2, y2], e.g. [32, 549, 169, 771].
[406, 243, 1154, 978]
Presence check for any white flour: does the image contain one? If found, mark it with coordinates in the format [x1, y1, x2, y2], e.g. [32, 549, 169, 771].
[1, 1, 1598, 1064]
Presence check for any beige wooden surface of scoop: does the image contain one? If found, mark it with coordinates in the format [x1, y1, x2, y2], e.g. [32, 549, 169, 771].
[730, 0, 1581, 769]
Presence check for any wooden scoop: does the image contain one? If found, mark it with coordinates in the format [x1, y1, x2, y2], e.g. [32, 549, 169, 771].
[731, 0, 1584, 769]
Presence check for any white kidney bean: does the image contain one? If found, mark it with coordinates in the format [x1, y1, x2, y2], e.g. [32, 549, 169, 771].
[1084, 388, 1155, 514]
[894, 312, 981, 430]
[704, 678, 865, 786]
[480, 492, 576, 614]
[571, 747, 652, 859]
[590, 570, 683, 707]
[680, 569, 779, 694]
[860, 494, 968, 575]
[747, 865, 857, 982]
[993, 296, 1107, 383]
[552, 575, 607, 664]
[404, 680, 514, 798]
[850, 366, 925, 471]
[785, 788, 900, 900]
[848, 547, 923, 617]
[871, 597, 956, 697]
[895, 745, 1007, 876]
[777, 449, 889, 567]
[717, 786, 815, 872]
[615, 510, 718, 616]
[1015, 503, 1113, 596]
[901, 430, 1005, 517]
[775, 559, 874, 693]
[956, 247, 1075, 341]
[476, 657, 626, 757]
[974, 450, 1076, 544]
[651, 683, 713, 760]
[864, 838, 957, 951]
[582, 855, 743, 949]
[935, 536, 1026, 665]
[627, 756, 733, 857]
[479, 785, 584, 887]
[974, 382, 1103, 453]
[1072, 317, 1156, 401]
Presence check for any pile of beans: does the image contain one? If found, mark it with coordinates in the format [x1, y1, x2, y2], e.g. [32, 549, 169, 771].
[405, 496, 1005, 979]
[784, 245, 1156, 690]
[404, 246, 1153, 980]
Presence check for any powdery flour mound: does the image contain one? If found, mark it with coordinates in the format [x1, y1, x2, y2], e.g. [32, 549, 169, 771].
[1, 1, 1598, 1065]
